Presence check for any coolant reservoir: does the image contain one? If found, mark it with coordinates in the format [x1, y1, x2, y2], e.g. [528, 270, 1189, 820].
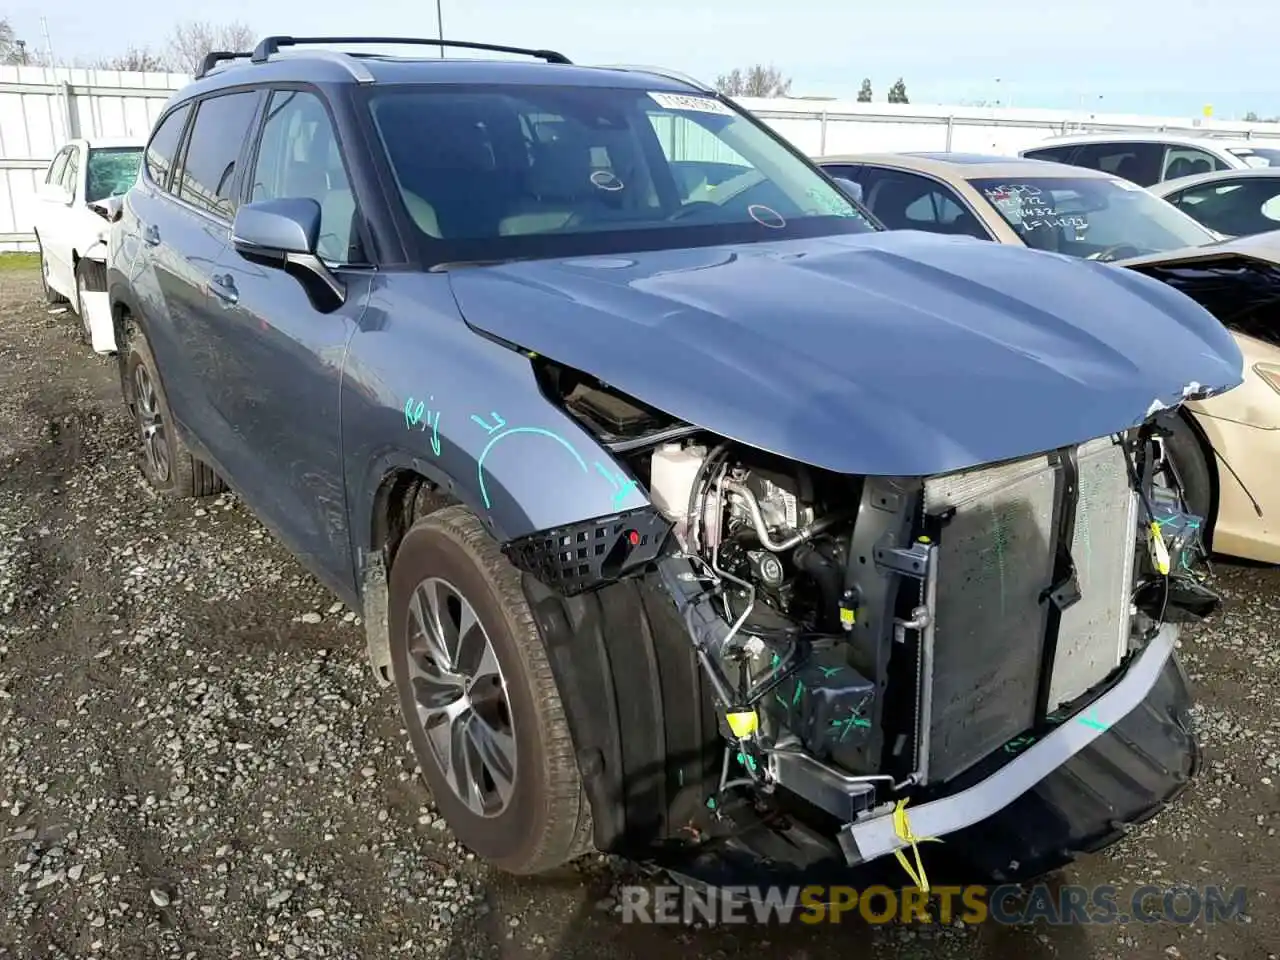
[649, 443, 705, 523]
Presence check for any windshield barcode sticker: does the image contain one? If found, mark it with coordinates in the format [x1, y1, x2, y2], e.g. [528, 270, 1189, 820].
[648, 92, 735, 115]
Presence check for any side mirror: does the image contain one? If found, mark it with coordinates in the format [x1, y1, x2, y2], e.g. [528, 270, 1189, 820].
[232, 198, 321, 257]
[231, 198, 344, 307]
[89, 195, 124, 223]
[832, 177, 864, 204]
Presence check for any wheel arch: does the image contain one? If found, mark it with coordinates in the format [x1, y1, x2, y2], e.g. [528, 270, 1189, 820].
[1178, 406, 1221, 544]
[108, 285, 148, 402]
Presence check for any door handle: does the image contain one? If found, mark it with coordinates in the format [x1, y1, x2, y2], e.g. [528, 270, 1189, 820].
[209, 272, 238, 304]
[142, 224, 160, 246]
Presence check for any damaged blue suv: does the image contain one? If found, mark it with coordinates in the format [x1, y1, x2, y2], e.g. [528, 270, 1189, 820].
[104, 35, 1242, 887]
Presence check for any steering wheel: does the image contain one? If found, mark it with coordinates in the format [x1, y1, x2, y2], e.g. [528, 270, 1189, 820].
[1086, 243, 1144, 263]
[667, 200, 720, 222]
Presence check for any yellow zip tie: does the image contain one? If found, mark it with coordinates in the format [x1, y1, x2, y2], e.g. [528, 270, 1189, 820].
[1149, 520, 1171, 575]
[891, 799, 942, 893]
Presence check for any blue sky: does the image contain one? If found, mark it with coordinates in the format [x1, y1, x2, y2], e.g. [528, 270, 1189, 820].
[7, 0, 1278, 118]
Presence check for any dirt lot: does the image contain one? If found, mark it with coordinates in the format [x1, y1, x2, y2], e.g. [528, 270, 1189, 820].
[0, 257, 1277, 960]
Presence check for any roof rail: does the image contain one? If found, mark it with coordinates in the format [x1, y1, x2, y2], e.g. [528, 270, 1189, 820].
[595, 63, 716, 93]
[194, 50, 252, 80]
[250, 35, 572, 66]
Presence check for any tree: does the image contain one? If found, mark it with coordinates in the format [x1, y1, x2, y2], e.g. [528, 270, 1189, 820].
[857, 78, 872, 103]
[1244, 111, 1260, 122]
[0, 17, 27, 64]
[93, 46, 169, 72]
[165, 20, 255, 75]
[887, 78, 909, 104]
[715, 63, 793, 98]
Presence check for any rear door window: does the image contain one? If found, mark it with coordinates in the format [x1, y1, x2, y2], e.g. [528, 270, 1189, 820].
[175, 91, 261, 220]
[145, 104, 192, 191]
[1067, 142, 1164, 186]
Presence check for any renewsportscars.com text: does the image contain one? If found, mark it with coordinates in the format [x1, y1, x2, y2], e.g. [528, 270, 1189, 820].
[620, 883, 1249, 926]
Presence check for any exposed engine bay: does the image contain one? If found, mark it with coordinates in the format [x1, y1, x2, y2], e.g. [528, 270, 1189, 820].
[508, 361, 1222, 878]
[631, 416, 1216, 834]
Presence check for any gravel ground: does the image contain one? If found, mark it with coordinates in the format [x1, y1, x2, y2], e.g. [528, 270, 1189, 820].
[0, 259, 1277, 960]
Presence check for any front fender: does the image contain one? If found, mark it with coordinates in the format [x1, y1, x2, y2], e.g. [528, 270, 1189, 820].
[342, 274, 651, 560]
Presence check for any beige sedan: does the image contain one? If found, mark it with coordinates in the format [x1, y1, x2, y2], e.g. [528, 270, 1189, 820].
[816, 151, 1280, 564]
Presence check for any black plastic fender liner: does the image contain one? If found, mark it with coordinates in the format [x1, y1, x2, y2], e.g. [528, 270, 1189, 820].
[523, 572, 722, 856]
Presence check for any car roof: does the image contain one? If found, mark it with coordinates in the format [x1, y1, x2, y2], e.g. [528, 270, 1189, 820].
[1020, 131, 1229, 148]
[1018, 131, 1280, 152]
[1149, 166, 1280, 196]
[815, 151, 1117, 182]
[184, 49, 704, 99]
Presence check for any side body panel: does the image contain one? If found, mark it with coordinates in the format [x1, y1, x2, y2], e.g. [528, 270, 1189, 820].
[340, 273, 651, 571]
[207, 245, 374, 598]
[1187, 334, 1280, 563]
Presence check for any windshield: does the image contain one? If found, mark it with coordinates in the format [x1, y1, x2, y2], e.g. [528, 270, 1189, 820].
[1227, 146, 1280, 169]
[85, 147, 142, 203]
[366, 84, 875, 263]
[967, 176, 1217, 261]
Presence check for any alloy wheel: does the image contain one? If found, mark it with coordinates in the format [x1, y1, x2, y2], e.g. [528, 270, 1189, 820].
[132, 362, 170, 483]
[405, 576, 516, 817]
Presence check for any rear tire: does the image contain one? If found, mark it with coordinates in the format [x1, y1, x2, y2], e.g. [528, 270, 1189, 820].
[123, 334, 224, 498]
[388, 505, 593, 874]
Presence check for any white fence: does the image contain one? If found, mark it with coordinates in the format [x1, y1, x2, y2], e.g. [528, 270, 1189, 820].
[6, 64, 1280, 251]
[732, 96, 1280, 159]
[0, 65, 185, 251]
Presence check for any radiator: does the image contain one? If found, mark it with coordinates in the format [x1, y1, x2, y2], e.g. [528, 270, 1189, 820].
[921, 436, 1139, 783]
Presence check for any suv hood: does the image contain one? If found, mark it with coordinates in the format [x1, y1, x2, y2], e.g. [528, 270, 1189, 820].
[449, 230, 1243, 477]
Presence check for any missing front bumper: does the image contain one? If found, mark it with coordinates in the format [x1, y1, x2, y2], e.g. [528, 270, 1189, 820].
[838, 623, 1189, 873]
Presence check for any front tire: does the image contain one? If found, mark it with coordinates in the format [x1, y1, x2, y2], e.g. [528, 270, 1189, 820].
[123, 334, 224, 498]
[73, 259, 101, 346]
[1163, 413, 1214, 534]
[388, 505, 592, 874]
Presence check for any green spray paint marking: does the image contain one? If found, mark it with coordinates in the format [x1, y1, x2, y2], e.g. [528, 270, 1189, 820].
[792, 680, 805, 706]
[975, 506, 1013, 616]
[829, 715, 872, 741]
[1078, 709, 1107, 732]
[1003, 734, 1036, 754]
[817, 665, 844, 679]
[404, 396, 441, 455]
[736, 752, 758, 771]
